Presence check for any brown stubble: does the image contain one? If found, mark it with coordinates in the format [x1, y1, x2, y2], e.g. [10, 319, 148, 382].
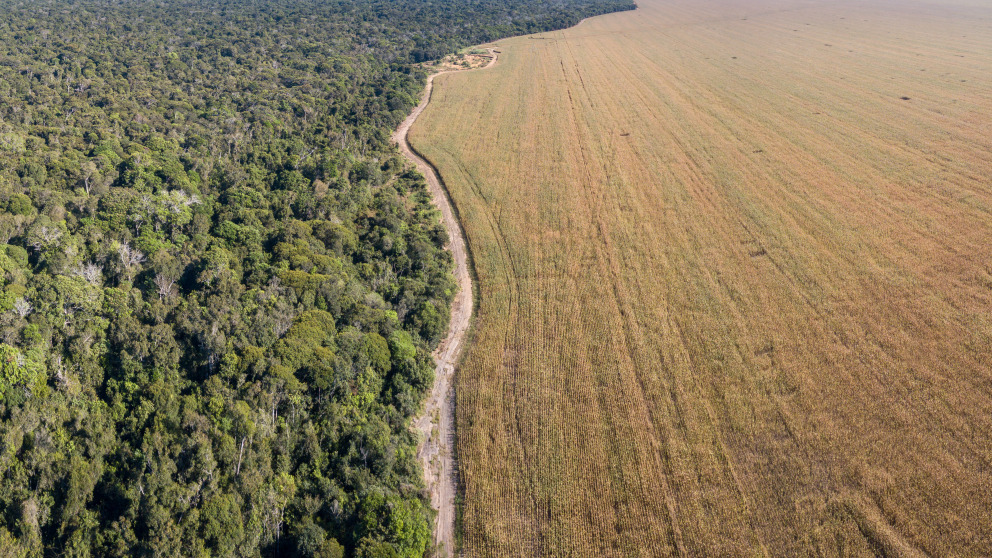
[411, 0, 992, 555]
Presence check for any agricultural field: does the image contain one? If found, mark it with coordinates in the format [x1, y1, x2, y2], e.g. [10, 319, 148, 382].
[408, 0, 992, 555]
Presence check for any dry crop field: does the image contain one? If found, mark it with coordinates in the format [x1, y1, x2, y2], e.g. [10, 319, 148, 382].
[409, 0, 992, 554]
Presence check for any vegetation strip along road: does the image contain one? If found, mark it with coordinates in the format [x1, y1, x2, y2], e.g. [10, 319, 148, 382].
[393, 49, 499, 556]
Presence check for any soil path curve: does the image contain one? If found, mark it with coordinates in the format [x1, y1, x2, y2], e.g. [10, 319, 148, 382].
[392, 48, 498, 557]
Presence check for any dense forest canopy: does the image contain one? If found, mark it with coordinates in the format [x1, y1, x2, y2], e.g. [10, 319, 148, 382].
[0, 0, 634, 556]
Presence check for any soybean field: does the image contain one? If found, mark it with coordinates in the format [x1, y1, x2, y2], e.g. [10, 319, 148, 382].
[409, 0, 992, 555]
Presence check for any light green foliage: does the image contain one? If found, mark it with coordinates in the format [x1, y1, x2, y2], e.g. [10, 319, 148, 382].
[388, 331, 417, 363]
[0, 344, 45, 403]
[357, 491, 433, 558]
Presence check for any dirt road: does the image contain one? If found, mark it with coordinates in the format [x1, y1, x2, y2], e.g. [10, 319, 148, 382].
[392, 49, 497, 557]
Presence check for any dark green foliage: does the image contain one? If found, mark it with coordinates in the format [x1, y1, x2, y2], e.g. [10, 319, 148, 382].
[0, 0, 635, 556]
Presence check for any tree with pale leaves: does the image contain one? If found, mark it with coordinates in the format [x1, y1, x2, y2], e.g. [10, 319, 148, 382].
[116, 241, 145, 283]
[12, 297, 32, 319]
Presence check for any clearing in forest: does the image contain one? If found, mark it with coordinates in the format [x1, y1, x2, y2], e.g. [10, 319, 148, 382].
[410, 0, 992, 555]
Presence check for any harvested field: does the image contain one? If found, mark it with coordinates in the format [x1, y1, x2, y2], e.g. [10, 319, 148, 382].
[408, 0, 992, 555]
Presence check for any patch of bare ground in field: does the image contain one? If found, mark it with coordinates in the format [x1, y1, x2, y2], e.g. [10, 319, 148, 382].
[410, 0, 992, 555]
[426, 50, 497, 73]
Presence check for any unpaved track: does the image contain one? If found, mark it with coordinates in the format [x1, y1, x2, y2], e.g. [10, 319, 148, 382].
[393, 49, 497, 557]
